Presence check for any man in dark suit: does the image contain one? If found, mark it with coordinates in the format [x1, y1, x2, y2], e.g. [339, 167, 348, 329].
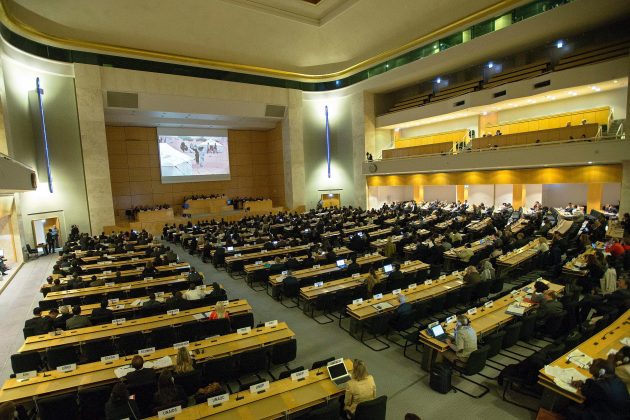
[347, 256, 361, 275]
[165, 291, 187, 311]
[187, 267, 202, 285]
[124, 355, 156, 387]
[91, 299, 114, 320]
[24, 307, 53, 335]
[389, 294, 414, 328]
[387, 263, 404, 284]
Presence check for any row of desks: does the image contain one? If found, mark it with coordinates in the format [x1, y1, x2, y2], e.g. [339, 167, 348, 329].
[1, 323, 293, 404]
[21, 300, 252, 353]
[243, 247, 352, 275]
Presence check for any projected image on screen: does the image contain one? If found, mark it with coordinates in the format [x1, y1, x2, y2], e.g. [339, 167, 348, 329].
[158, 133, 230, 183]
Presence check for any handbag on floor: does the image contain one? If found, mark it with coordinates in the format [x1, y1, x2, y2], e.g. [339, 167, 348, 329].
[430, 363, 452, 394]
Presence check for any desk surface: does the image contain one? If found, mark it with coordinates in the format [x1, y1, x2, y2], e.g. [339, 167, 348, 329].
[243, 247, 351, 274]
[508, 219, 529, 234]
[444, 236, 494, 260]
[562, 244, 603, 277]
[1, 323, 294, 404]
[496, 239, 544, 267]
[20, 300, 252, 353]
[144, 358, 351, 420]
[419, 280, 564, 352]
[549, 219, 573, 236]
[538, 309, 630, 404]
[225, 245, 312, 264]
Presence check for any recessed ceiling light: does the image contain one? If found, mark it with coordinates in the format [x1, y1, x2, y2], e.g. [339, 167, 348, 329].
[556, 40, 564, 49]
[588, 161, 593, 164]
[487, 62, 494, 69]
[436, 77, 441, 83]
[613, 80, 619, 84]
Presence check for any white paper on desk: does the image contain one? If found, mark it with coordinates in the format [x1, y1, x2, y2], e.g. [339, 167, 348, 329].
[114, 361, 153, 379]
[192, 313, 206, 320]
[621, 337, 630, 346]
[152, 356, 173, 369]
[131, 299, 142, 307]
[544, 365, 587, 386]
[567, 349, 593, 369]
[554, 378, 578, 394]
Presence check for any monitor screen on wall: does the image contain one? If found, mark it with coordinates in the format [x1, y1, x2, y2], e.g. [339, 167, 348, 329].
[157, 127, 230, 183]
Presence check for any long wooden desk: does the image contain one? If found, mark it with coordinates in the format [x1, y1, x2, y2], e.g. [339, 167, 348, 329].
[144, 358, 351, 420]
[562, 243, 604, 278]
[225, 245, 312, 271]
[0, 323, 293, 404]
[467, 218, 492, 233]
[444, 235, 494, 265]
[508, 219, 529, 234]
[496, 239, 545, 277]
[417, 280, 564, 370]
[243, 247, 352, 275]
[606, 220, 624, 239]
[19, 300, 252, 353]
[549, 219, 573, 237]
[268, 254, 387, 290]
[53, 261, 189, 285]
[320, 223, 379, 239]
[79, 256, 161, 272]
[370, 235, 403, 250]
[77, 250, 148, 263]
[537, 309, 630, 404]
[136, 208, 174, 222]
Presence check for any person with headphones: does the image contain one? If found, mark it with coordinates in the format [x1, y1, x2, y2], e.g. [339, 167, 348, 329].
[442, 314, 478, 364]
[568, 358, 630, 419]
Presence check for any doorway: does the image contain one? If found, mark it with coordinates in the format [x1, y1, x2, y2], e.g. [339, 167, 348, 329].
[31, 217, 61, 253]
[321, 193, 340, 208]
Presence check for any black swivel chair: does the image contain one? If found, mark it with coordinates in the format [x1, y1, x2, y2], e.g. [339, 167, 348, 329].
[81, 338, 116, 363]
[116, 331, 146, 356]
[174, 369, 202, 397]
[11, 352, 42, 375]
[77, 385, 112, 420]
[230, 312, 255, 331]
[269, 339, 297, 379]
[36, 393, 79, 420]
[46, 345, 78, 370]
[354, 395, 387, 420]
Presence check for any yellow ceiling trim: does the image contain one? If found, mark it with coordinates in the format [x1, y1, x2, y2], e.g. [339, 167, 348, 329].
[0, 0, 522, 82]
[366, 165, 622, 187]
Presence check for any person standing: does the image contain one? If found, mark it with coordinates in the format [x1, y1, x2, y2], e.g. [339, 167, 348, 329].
[46, 229, 55, 255]
[51, 226, 59, 248]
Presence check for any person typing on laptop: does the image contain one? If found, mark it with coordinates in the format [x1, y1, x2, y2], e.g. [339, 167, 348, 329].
[343, 359, 376, 418]
[439, 315, 477, 365]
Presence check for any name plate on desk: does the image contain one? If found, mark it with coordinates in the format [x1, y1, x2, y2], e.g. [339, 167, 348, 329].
[467, 308, 477, 315]
[112, 318, 126, 325]
[173, 341, 189, 349]
[352, 273, 361, 278]
[237, 327, 252, 335]
[234, 253, 242, 257]
[57, 363, 76, 373]
[408, 283, 417, 289]
[424, 280, 433, 285]
[446, 315, 456, 324]
[265, 320, 278, 327]
[108, 298, 119, 304]
[127, 251, 133, 254]
[167, 309, 180, 316]
[352, 298, 363, 305]
[155, 292, 164, 297]
[392, 289, 401, 295]
[103, 270, 112, 275]
[208, 393, 229, 407]
[105, 282, 115, 287]
[484, 300, 494, 308]
[510, 290, 519, 296]
[255, 261, 263, 265]
[291, 369, 309, 382]
[314, 282, 324, 288]
[16, 371, 36, 380]
[261, 250, 268, 253]
[131, 258, 139, 261]
[313, 264, 321, 269]
[282, 271, 288, 275]
[138, 347, 155, 356]
[158, 406, 182, 419]
[121, 286, 131, 290]
[373, 293, 383, 300]
[404, 260, 411, 265]
[144, 276, 153, 280]
[101, 354, 120, 364]
[250, 381, 270, 394]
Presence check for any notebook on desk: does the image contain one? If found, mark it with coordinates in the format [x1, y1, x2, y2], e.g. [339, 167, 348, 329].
[372, 302, 393, 311]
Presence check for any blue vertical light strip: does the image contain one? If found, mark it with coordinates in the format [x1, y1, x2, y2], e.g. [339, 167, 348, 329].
[36, 77, 53, 193]
[325, 105, 331, 178]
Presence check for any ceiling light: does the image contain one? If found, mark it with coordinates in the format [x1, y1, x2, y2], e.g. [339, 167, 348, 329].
[590, 85, 600, 92]
[588, 161, 593, 164]
[613, 80, 619, 84]
[436, 77, 441, 83]
[481, 111, 488, 116]
[394, 128, 400, 132]
[487, 62, 494, 69]
[556, 40, 564, 49]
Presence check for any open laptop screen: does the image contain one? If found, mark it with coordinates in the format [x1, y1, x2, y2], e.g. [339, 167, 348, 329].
[383, 264, 393, 273]
[327, 361, 349, 380]
[430, 324, 445, 337]
[336, 260, 345, 267]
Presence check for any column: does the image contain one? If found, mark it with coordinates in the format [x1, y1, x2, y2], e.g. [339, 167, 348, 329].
[73, 64, 116, 234]
[282, 89, 305, 210]
[620, 161, 630, 215]
[587, 183, 604, 213]
[413, 185, 424, 203]
[513, 184, 524, 209]
[456, 185, 467, 202]
[351, 91, 374, 210]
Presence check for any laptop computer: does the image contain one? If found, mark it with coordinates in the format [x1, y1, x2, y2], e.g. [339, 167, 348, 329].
[327, 359, 351, 386]
[383, 264, 393, 274]
[372, 301, 393, 311]
[336, 259, 347, 269]
[428, 324, 451, 342]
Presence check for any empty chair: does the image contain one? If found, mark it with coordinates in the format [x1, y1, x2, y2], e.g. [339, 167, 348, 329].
[428, 294, 446, 318]
[305, 399, 341, 420]
[128, 287, 146, 298]
[39, 300, 58, 311]
[198, 318, 231, 338]
[270, 339, 297, 370]
[174, 369, 202, 397]
[81, 338, 116, 363]
[22, 326, 37, 339]
[354, 395, 387, 420]
[116, 332, 146, 356]
[36, 393, 79, 420]
[500, 322, 525, 360]
[77, 385, 111, 420]
[150, 326, 177, 349]
[230, 312, 254, 331]
[201, 355, 239, 386]
[457, 285, 474, 307]
[238, 347, 268, 381]
[473, 281, 491, 303]
[90, 313, 113, 326]
[443, 291, 460, 311]
[11, 352, 42, 375]
[543, 310, 567, 339]
[311, 357, 335, 370]
[46, 345, 78, 370]
[451, 345, 491, 398]
[178, 322, 200, 342]
[278, 365, 305, 380]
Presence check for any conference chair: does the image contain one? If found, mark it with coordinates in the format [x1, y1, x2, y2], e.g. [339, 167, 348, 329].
[512, 313, 543, 351]
[354, 395, 388, 420]
[386, 308, 416, 347]
[39, 300, 58, 311]
[278, 365, 305, 380]
[457, 285, 475, 308]
[311, 357, 335, 370]
[128, 382, 157, 418]
[268, 339, 297, 379]
[116, 331, 146, 356]
[177, 322, 199, 342]
[77, 385, 112, 420]
[22, 326, 37, 339]
[479, 330, 506, 377]
[310, 294, 335, 324]
[11, 352, 42, 375]
[230, 312, 254, 331]
[81, 338, 116, 363]
[451, 345, 491, 398]
[198, 318, 231, 337]
[174, 368, 202, 397]
[35, 393, 79, 420]
[499, 322, 527, 360]
[46, 345, 78, 370]
[237, 347, 268, 385]
[443, 290, 460, 312]
[402, 326, 423, 364]
[305, 399, 341, 420]
[201, 355, 239, 391]
[150, 326, 177, 349]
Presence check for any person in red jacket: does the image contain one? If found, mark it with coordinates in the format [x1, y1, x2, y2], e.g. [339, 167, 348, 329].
[606, 239, 626, 258]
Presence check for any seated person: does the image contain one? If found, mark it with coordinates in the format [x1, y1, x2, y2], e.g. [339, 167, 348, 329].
[124, 355, 156, 388]
[54, 305, 72, 330]
[208, 282, 227, 301]
[66, 305, 92, 330]
[388, 294, 413, 328]
[347, 256, 361, 274]
[153, 370, 187, 409]
[463, 265, 481, 285]
[455, 244, 474, 262]
[387, 263, 403, 283]
[24, 307, 53, 335]
[612, 346, 630, 393]
[89, 275, 105, 287]
[187, 267, 203, 284]
[344, 360, 376, 418]
[105, 382, 140, 420]
[49, 278, 64, 292]
[531, 280, 550, 304]
[91, 299, 114, 320]
[479, 260, 495, 282]
[209, 301, 230, 320]
[142, 262, 158, 278]
[143, 293, 162, 308]
[569, 358, 630, 420]
[442, 315, 477, 365]
[182, 283, 204, 301]
[536, 291, 563, 323]
[165, 291, 187, 311]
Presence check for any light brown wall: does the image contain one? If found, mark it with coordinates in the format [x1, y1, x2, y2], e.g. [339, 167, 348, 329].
[106, 125, 285, 222]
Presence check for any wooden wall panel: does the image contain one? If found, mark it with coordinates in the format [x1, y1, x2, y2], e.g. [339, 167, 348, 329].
[106, 123, 286, 222]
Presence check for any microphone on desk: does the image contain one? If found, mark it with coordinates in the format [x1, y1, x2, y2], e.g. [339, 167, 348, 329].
[235, 388, 245, 401]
